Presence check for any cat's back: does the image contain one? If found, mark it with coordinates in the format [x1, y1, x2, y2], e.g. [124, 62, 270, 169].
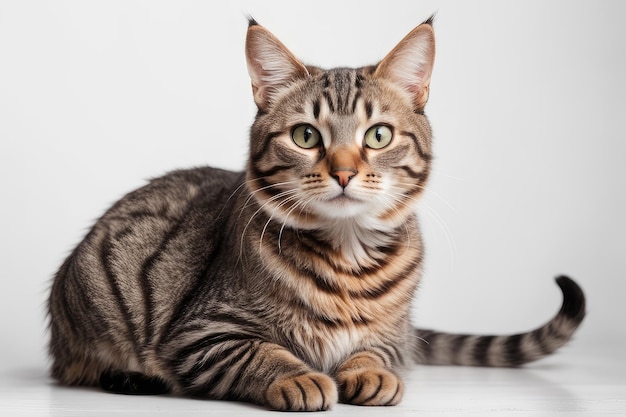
[103, 166, 243, 222]
[79, 166, 244, 257]
[65, 165, 245, 285]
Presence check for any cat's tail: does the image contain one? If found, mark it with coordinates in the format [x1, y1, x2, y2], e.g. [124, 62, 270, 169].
[413, 276, 585, 367]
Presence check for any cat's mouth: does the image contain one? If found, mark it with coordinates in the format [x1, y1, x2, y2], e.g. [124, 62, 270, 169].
[328, 192, 361, 203]
[325, 193, 369, 212]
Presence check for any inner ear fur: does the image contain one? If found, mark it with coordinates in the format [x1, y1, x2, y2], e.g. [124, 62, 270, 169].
[245, 21, 309, 111]
[374, 19, 436, 111]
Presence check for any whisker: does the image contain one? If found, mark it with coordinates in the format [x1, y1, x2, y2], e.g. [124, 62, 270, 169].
[391, 182, 456, 212]
[237, 180, 299, 221]
[382, 189, 456, 267]
[420, 203, 457, 271]
[238, 188, 299, 264]
[259, 193, 301, 255]
[277, 195, 312, 254]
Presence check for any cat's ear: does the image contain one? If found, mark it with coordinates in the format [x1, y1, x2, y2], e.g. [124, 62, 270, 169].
[375, 17, 436, 111]
[245, 19, 309, 111]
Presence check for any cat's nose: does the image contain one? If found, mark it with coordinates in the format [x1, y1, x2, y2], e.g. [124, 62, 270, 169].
[331, 168, 357, 188]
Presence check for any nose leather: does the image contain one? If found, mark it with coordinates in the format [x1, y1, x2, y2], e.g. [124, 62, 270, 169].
[331, 168, 357, 187]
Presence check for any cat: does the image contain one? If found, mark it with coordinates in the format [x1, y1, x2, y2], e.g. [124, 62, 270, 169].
[48, 16, 585, 411]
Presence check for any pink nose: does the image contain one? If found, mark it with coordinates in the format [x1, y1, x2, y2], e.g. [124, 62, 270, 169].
[331, 168, 357, 188]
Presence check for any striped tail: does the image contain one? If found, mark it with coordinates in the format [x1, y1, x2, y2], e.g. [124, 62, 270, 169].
[413, 276, 585, 367]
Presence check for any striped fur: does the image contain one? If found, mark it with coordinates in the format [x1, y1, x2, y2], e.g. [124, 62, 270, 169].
[48, 18, 585, 411]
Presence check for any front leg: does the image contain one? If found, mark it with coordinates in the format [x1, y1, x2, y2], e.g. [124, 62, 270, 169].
[335, 350, 404, 406]
[169, 337, 337, 411]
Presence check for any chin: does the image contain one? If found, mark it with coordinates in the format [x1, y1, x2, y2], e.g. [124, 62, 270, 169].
[312, 197, 374, 220]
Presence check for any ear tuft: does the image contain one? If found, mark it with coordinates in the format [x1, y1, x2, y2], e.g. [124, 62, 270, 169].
[421, 13, 436, 27]
[245, 24, 309, 111]
[375, 21, 436, 111]
[247, 15, 259, 28]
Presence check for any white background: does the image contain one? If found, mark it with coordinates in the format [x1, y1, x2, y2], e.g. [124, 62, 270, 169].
[1, 0, 624, 376]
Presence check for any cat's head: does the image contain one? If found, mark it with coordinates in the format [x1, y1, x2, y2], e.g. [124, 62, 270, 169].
[245, 17, 435, 231]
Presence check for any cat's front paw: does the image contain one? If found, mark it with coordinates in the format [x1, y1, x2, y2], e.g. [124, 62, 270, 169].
[338, 368, 404, 406]
[265, 372, 337, 411]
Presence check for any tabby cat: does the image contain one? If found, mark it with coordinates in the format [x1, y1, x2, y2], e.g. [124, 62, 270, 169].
[48, 17, 585, 411]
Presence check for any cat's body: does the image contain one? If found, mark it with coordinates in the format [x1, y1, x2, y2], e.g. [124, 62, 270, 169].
[48, 18, 585, 411]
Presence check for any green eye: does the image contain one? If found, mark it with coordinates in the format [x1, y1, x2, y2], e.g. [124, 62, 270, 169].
[292, 124, 322, 149]
[364, 125, 393, 149]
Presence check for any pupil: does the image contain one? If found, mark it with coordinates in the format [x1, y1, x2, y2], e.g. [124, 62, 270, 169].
[376, 129, 383, 141]
[304, 128, 311, 142]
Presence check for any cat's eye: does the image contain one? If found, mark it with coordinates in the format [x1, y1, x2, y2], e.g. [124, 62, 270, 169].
[292, 124, 322, 149]
[364, 125, 393, 149]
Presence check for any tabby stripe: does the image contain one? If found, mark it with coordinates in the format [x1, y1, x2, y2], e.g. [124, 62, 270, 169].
[313, 99, 321, 119]
[372, 345, 400, 368]
[189, 341, 253, 393]
[100, 235, 141, 357]
[359, 146, 369, 163]
[160, 323, 207, 346]
[531, 326, 553, 355]
[181, 341, 246, 385]
[263, 371, 311, 408]
[156, 219, 231, 349]
[322, 90, 335, 113]
[397, 165, 427, 181]
[386, 382, 402, 406]
[503, 334, 525, 366]
[175, 332, 255, 361]
[201, 313, 261, 331]
[157, 276, 212, 348]
[56, 260, 80, 338]
[350, 90, 361, 114]
[107, 225, 133, 242]
[355, 73, 363, 89]
[292, 261, 343, 294]
[322, 73, 330, 88]
[472, 335, 495, 366]
[140, 201, 197, 344]
[451, 335, 470, 365]
[295, 232, 398, 277]
[400, 131, 432, 161]
[339, 74, 354, 113]
[364, 100, 373, 120]
[346, 377, 364, 403]
[250, 177, 285, 200]
[253, 131, 283, 161]
[362, 374, 384, 403]
[225, 341, 263, 397]
[71, 261, 108, 337]
[264, 237, 342, 294]
[546, 320, 569, 342]
[252, 164, 296, 179]
[295, 380, 307, 408]
[349, 256, 421, 299]
[311, 377, 326, 409]
[289, 236, 340, 273]
[285, 298, 344, 328]
[112, 209, 176, 223]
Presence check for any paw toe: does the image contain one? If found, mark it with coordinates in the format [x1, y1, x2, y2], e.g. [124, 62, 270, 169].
[266, 372, 337, 411]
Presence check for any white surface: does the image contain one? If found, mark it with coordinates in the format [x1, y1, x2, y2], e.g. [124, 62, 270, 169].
[1, 344, 624, 416]
[0, 0, 625, 415]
